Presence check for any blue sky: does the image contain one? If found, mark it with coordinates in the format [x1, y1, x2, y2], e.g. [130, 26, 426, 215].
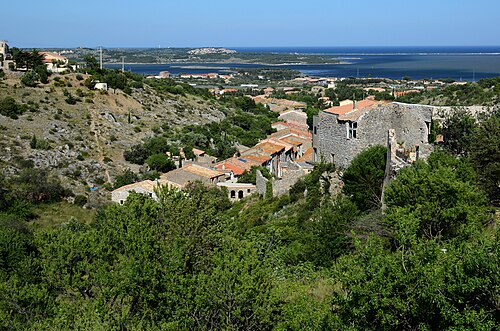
[2, 0, 499, 48]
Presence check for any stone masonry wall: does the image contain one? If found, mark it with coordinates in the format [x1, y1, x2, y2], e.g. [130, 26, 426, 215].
[313, 103, 433, 169]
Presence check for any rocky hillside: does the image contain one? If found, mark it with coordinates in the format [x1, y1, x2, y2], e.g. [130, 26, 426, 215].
[0, 72, 225, 200]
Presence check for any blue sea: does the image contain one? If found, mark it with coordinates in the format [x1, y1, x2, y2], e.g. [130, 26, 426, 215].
[106, 46, 500, 81]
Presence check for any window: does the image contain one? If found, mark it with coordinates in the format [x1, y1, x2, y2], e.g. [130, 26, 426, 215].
[347, 121, 357, 139]
[313, 147, 318, 162]
[149, 193, 153, 198]
[238, 191, 244, 199]
[120, 200, 124, 205]
[230, 190, 236, 198]
[313, 126, 317, 135]
[247, 189, 251, 193]
[330, 153, 335, 163]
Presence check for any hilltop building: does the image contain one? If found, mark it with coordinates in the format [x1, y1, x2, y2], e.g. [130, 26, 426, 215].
[312, 100, 433, 168]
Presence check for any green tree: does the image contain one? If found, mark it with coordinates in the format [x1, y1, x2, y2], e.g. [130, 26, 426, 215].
[83, 54, 99, 72]
[237, 166, 272, 184]
[21, 70, 39, 87]
[385, 151, 488, 243]
[326, 232, 500, 330]
[469, 112, 500, 202]
[145, 153, 176, 173]
[114, 169, 139, 189]
[440, 108, 476, 156]
[342, 145, 387, 211]
[0, 97, 23, 119]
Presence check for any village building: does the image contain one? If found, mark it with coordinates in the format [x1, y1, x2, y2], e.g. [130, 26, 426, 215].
[312, 100, 433, 168]
[94, 82, 108, 91]
[278, 109, 308, 130]
[217, 182, 256, 201]
[111, 180, 159, 204]
[214, 156, 262, 180]
[40, 52, 69, 73]
[241, 141, 288, 177]
[269, 127, 313, 150]
[160, 164, 225, 189]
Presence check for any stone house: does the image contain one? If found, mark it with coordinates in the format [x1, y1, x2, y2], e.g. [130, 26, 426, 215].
[278, 109, 308, 130]
[214, 156, 263, 181]
[160, 164, 225, 189]
[217, 182, 256, 201]
[111, 180, 158, 204]
[312, 101, 433, 168]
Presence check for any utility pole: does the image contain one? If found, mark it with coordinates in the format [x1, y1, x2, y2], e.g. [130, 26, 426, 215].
[99, 47, 103, 70]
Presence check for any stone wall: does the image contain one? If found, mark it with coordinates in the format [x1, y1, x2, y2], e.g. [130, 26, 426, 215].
[256, 164, 306, 198]
[256, 170, 268, 196]
[313, 103, 433, 169]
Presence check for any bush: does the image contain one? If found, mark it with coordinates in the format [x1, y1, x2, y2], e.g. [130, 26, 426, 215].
[114, 169, 139, 189]
[21, 71, 39, 87]
[145, 153, 176, 173]
[342, 145, 387, 211]
[0, 97, 24, 119]
[74, 195, 88, 207]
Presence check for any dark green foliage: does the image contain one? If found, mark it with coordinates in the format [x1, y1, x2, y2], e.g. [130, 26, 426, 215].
[73, 195, 88, 207]
[141, 171, 160, 181]
[327, 233, 500, 330]
[114, 169, 139, 189]
[182, 145, 195, 160]
[123, 143, 149, 164]
[124, 136, 170, 165]
[237, 166, 272, 184]
[10, 168, 70, 204]
[145, 153, 176, 172]
[310, 196, 359, 265]
[440, 108, 476, 156]
[469, 112, 500, 202]
[11, 48, 44, 71]
[0, 97, 26, 119]
[30, 135, 51, 150]
[21, 70, 39, 87]
[177, 109, 276, 159]
[385, 151, 488, 243]
[342, 145, 387, 211]
[34, 65, 49, 84]
[305, 106, 320, 129]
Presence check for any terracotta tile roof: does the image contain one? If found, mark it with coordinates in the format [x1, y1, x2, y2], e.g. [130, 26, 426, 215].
[39, 52, 67, 63]
[394, 90, 420, 97]
[214, 157, 260, 175]
[297, 147, 314, 162]
[242, 154, 271, 164]
[252, 141, 285, 155]
[112, 180, 157, 192]
[270, 127, 312, 139]
[324, 99, 378, 116]
[183, 164, 224, 178]
[279, 136, 303, 146]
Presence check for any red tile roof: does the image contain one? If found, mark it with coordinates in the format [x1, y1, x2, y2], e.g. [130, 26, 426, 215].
[324, 99, 378, 116]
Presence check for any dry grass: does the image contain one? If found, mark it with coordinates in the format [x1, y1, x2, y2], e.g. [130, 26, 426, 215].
[29, 201, 96, 229]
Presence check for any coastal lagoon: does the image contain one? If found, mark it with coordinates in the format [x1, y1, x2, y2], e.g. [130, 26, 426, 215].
[106, 46, 500, 81]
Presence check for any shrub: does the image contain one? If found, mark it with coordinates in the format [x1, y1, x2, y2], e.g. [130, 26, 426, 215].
[74, 195, 88, 206]
[342, 145, 387, 211]
[21, 71, 39, 87]
[145, 153, 176, 173]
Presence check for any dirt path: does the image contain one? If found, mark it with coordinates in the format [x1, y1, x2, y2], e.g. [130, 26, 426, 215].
[89, 106, 112, 184]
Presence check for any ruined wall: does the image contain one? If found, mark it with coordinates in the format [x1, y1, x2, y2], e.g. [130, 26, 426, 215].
[313, 103, 433, 169]
[256, 170, 268, 196]
[256, 165, 306, 198]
